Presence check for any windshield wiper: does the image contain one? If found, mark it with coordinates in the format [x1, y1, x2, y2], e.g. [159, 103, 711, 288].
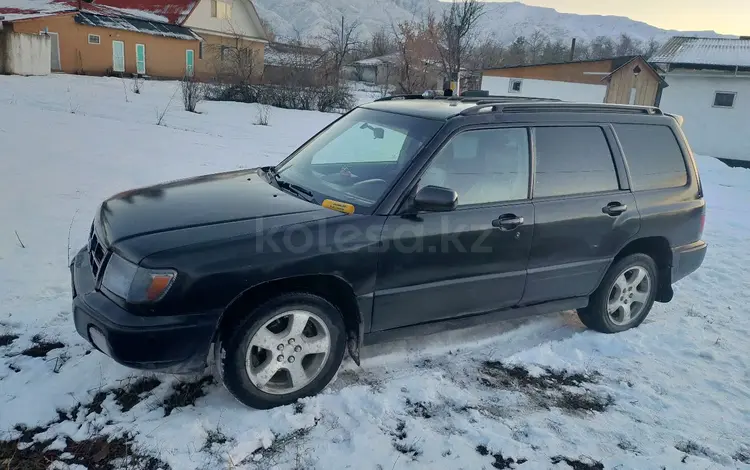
[266, 167, 316, 203]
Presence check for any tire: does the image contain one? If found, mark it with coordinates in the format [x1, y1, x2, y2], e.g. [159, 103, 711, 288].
[218, 292, 346, 409]
[577, 253, 658, 334]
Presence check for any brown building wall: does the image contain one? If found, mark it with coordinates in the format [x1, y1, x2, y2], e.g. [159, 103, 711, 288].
[483, 60, 614, 85]
[10, 14, 199, 78]
[195, 32, 265, 80]
[605, 59, 660, 106]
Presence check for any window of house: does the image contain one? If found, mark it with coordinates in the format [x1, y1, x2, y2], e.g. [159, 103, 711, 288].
[713, 91, 736, 108]
[534, 126, 619, 198]
[614, 124, 688, 191]
[509, 79, 523, 93]
[211, 0, 232, 19]
[419, 128, 531, 206]
[88, 34, 100, 45]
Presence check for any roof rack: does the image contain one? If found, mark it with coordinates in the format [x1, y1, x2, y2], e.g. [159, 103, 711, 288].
[374, 94, 427, 101]
[459, 102, 664, 116]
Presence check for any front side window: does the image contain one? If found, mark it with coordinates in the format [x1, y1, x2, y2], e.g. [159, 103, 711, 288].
[534, 126, 619, 198]
[419, 128, 530, 206]
[211, 0, 232, 19]
[275, 108, 442, 210]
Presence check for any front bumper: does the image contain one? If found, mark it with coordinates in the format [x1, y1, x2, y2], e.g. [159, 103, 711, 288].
[71, 248, 220, 373]
[671, 240, 707, 283]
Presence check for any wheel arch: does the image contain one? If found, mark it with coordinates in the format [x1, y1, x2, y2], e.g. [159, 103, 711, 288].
[612, 236, 673, 303]
[214, 274, 363, 363]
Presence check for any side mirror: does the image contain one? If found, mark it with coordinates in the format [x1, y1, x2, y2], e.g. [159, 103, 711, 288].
[414, 185, 458, 212]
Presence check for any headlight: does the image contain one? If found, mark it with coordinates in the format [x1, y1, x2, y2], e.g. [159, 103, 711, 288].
[101, 253, 177, 303]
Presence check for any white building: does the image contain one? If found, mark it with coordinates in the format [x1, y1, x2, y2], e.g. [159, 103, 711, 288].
[651, 37, 750, 163]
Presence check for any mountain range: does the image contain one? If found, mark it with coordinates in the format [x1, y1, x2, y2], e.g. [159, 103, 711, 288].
[253, 0, 726, 45]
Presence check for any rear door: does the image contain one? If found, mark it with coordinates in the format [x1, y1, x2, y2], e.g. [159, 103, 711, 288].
[373, 126, 535, 331]
[521, 125, 640, 305]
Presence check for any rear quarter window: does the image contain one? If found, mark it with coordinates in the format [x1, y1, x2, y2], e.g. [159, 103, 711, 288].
[614, 124, 688, 191]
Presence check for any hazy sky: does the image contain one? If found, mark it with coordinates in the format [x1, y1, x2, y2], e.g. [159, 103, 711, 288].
[488, 0, 748, 35]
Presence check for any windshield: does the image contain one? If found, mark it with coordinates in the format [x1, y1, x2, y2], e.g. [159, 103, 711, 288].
[274, 108, 442, 212]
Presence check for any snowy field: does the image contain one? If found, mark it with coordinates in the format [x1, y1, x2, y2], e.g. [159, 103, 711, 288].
[0, 75, 749, 470]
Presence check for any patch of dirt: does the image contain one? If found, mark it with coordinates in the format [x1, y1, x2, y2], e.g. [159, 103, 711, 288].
[201, 428, 230, 453]
[0, 334, 19, 347]
[162, 376, 215, 416]
[239, 421, 320, 467]
[1, 432, 170, 470]
[475, 445, 527, 469]
[293, 402, 305, 415]
[550, 455, 604, 469]
[479, 361, 613, 413]
[389, 420, 421, 460]
[675, 440, 723, 463]
[20, 337, 65, 358]
[733, 449, 750, 464]
[405, 398, 433, 419]
[114, 377, 161, 412]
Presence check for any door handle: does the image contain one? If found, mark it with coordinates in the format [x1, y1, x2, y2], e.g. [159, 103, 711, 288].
[602, 202, 628, 216]
[492, 214, 524, 230]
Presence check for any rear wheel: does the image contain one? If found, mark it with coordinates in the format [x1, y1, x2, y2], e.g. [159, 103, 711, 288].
[218, 293, 346, 409]
[578, 254, 658, 333]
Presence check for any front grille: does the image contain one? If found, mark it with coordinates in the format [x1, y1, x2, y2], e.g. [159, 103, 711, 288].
[88, 224, 107, 279]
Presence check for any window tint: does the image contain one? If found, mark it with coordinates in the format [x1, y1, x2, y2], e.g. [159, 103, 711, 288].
[311, 122, 409, 164]
[614, 124, 688, 190]
[534, 127, 619, 197]
[419, 128, 530, 205]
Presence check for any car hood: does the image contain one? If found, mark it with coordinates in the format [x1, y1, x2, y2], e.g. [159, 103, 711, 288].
[96, 169, 332, 245]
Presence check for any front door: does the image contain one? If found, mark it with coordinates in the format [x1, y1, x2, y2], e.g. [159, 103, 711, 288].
[112, 40, 125, 73]
[41, 32, 61, 70]
[373, 127, 534, 331]
[185, 49, 195, 77]
[135, 44, 146, 75]
[521, 125, 640, 304]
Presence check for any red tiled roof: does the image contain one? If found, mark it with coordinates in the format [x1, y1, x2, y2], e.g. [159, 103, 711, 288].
[0, 0, 199, 24]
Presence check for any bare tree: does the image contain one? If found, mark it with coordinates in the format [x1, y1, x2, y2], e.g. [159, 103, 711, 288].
[469, 37, 504, 70]
[321, 15, 361, 85]
[643, 38, 661, 59]
[505, 36, 528, 66]
[181, 75, 205, 113]
[370, 26, 396, 58]
[527, 30, 547, 64]
[392, 20, 437, 94]
[589, 36, 616, 59]
[616, 33, 643, 56]
[430, 0, 485, 82]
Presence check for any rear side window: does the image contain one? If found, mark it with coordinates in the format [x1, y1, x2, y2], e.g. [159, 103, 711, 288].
[614, 124, 688, 190]
[534, 126, 619, 198]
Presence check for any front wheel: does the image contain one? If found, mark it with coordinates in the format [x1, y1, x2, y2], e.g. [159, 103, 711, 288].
[577, 254, 658, 333]
[219, 293, 346, 409]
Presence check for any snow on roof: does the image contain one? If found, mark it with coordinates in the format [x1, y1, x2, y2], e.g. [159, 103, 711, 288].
[354, 54, 400, 67]
[0, 0, 198, 24]
[650, 37, 750, 68]
[75, 11, 199, 40]
[264, 43, 324, 67]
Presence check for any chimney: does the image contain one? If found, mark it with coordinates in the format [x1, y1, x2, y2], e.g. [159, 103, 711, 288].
[570, 38, 577, 61]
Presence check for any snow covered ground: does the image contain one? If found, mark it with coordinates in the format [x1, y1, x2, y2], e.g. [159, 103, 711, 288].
[0, 74, 749, 470]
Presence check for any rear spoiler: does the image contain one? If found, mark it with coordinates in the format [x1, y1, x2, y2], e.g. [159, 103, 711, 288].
[665, 113, 684, 126]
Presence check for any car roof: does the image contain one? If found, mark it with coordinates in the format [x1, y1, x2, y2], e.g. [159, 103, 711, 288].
[361, 99, 480, 120]
[360, 96, 665, 121]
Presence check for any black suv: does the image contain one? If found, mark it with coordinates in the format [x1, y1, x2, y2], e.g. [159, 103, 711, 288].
[71, 97, 707, 409]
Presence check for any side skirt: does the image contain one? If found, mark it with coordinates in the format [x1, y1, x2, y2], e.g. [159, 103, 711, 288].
[362, 296, 588, 346]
